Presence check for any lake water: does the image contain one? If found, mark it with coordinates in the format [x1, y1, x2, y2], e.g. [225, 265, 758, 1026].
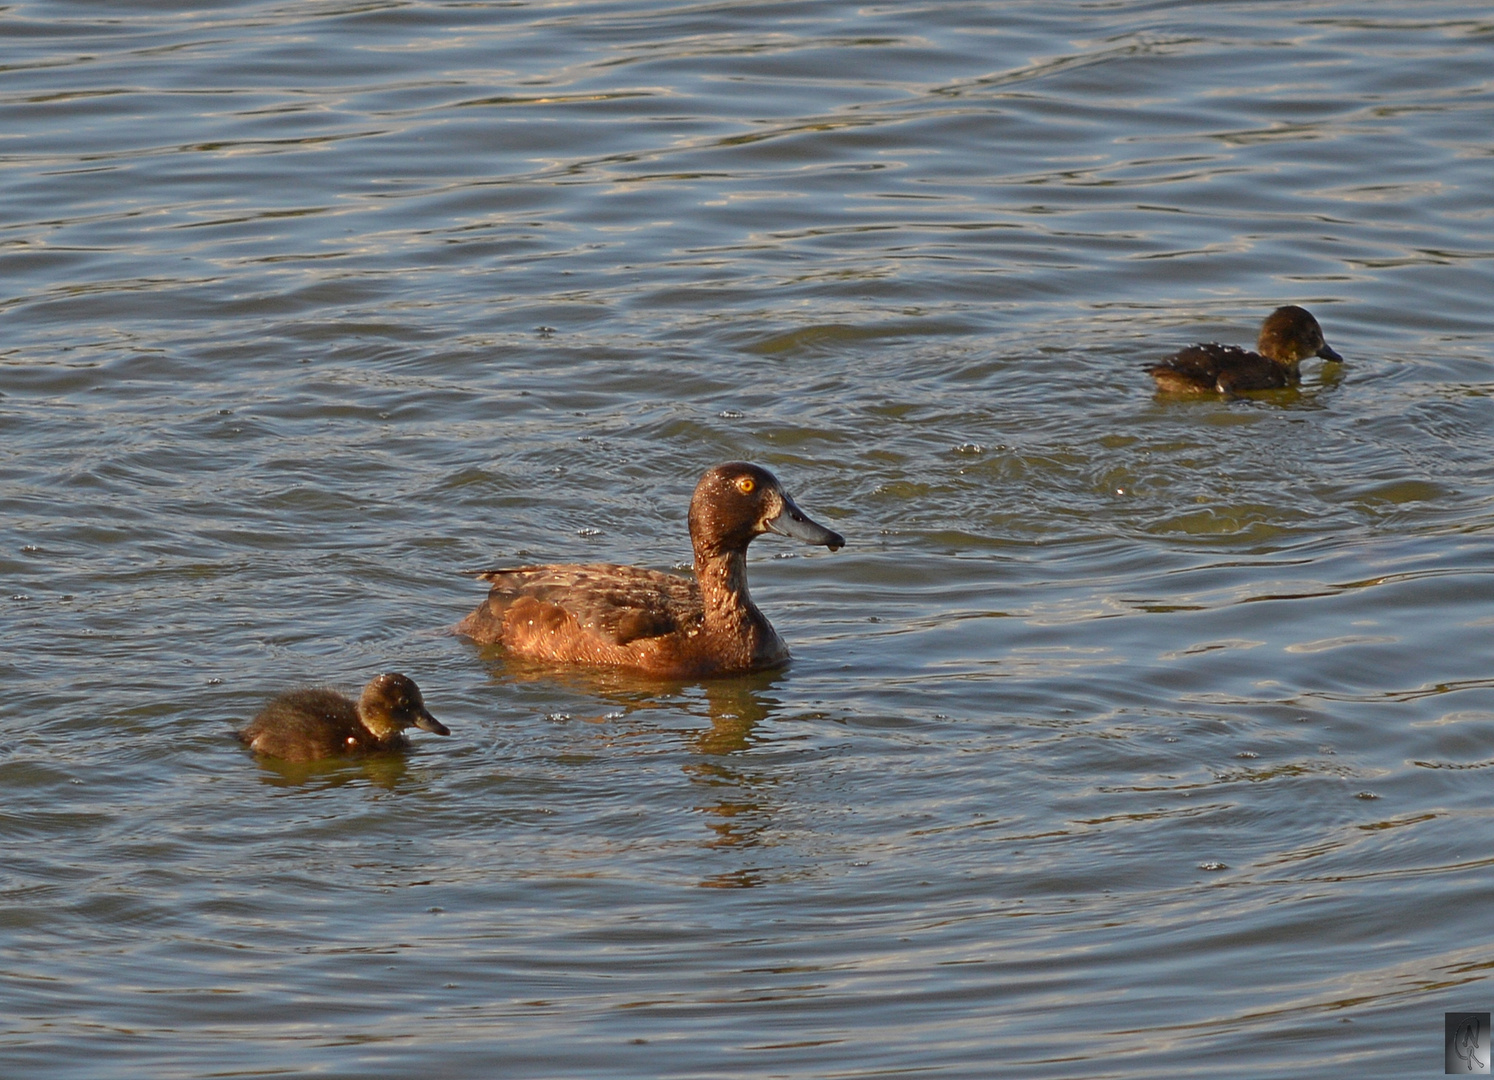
[4, 1, 1494, 1076]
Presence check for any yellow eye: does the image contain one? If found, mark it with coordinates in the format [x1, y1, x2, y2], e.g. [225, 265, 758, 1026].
[736, 476, 756, 495]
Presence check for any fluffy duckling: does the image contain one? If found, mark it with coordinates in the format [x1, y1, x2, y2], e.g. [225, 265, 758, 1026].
[238, 673, 449, 762]
[457, 462, 844, 678]
[1149, 305, 1343, 394]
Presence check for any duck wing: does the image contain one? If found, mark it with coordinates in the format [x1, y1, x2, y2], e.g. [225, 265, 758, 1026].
[1151, 343, 1242, 381]
[1150, 344, 1289, 393]
[472, 563, 703, 646]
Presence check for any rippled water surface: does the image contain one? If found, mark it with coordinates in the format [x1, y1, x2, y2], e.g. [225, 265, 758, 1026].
[5, 1, 1494, 1076]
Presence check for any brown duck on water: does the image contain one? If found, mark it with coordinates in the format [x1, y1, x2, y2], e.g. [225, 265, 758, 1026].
[1149, 305, 1344, 394]
[457, 462, 844, 678]
[237, 673, 449, 762]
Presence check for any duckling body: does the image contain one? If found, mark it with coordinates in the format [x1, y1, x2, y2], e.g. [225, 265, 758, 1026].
[457, 463, 844, 678]
[1149, 305, 1343, 394]
[238, 673, 449, 762]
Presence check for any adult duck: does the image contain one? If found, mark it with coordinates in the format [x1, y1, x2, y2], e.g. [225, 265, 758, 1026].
[457, 462, 844, 678]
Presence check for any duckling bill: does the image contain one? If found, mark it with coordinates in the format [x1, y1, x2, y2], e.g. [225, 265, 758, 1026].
[457, 462, 844, 678]
[238, 673, 449, 762]
[1149, 305, 1343, 394]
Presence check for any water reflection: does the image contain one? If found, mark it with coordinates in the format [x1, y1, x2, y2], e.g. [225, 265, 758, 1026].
[473, 649, 789, 870]
[1144, 367, 1345, 408]
[684, 674, 785, 874]
[472, 648, 786, 754]
[241, 747, 416, 790]
[474, 648, 695, 713]
[686, 671, 783, 757]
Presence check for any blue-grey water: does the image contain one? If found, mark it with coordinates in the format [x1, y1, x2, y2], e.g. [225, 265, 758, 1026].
[4, 2, 1494, 1077]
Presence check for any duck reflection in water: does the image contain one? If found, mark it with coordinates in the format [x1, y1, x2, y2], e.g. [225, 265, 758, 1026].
[479, 659, 780, 757]
[243, 749, 419, 790]
[475, 656, 790, 878]
[686, 675, 787, 885]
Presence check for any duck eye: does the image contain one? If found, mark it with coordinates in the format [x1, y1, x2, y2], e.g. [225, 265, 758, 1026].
[735, 477, 756, 495]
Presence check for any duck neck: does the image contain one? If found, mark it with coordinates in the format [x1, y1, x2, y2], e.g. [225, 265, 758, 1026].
[692, 538, 789, 669]
[694, 542, 775, 639]
[357, 706, 401, 742]
[696, 545, 754, 618]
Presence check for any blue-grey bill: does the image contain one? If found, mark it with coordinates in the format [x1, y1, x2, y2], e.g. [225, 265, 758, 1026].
[767, 495, 845, 551]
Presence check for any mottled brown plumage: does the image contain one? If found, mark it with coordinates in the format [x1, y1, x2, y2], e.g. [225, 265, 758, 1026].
[237, 673, 449, 762]
[457, 463, 844, 678]
[1149, 305, 1343, 394]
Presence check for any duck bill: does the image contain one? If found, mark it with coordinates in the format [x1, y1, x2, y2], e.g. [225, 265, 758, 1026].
[766, 494, 845, 552]
[414, 709, 450, 736]
[1317, 343, 1344, 362]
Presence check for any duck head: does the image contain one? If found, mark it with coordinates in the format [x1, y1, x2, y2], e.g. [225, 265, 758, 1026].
[1258, 305, 1343, 365]
[358, 673, 450, 738]
[688, 463, 844, 559]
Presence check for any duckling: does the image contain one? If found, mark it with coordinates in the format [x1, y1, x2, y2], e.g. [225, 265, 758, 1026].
[238, 673, 449, 762]
[457, 462, 844, 678]
[1149, 305, 1343, 394]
